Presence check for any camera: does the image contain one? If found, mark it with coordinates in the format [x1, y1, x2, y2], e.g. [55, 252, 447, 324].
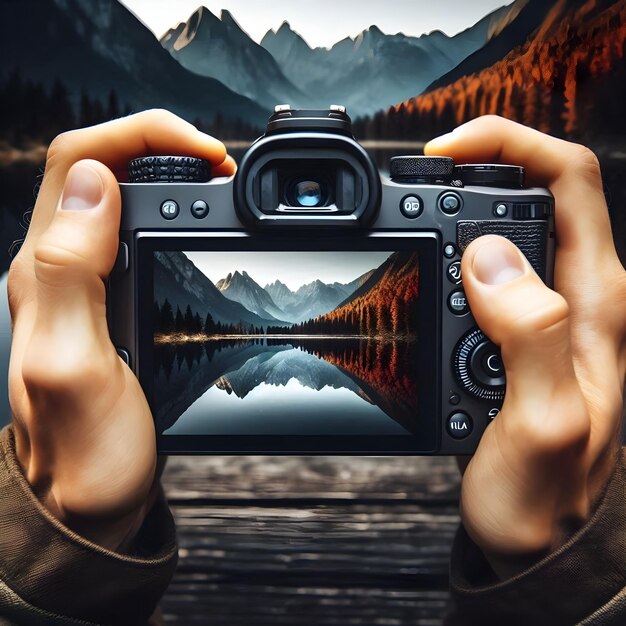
[108, 106, 555, 455]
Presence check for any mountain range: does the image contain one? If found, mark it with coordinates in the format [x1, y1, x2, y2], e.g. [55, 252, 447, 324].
[216, 267, 376, 324]
[161, 7, 305, 111]
[155, 251, 381, 329]
[161, 3, 516, 116]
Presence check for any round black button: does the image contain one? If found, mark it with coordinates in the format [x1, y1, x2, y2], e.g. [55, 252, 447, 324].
[469, 340, 506, 388]
[453, 328, 506, 401]
[400, 194, 423, 218]
[448, 290, 469, 315]
[160, 199, 179, 220]
[447, 261, 462, 284]
[447, 412, 473, 439]
[191, 200, 209, 219]
[449, 393, 461, 406]
[444, 243, 456, 258]
[438, 192, 462, 215]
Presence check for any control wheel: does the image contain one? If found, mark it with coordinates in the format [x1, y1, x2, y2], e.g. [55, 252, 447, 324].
[389, 156, 454, 182]
[454, 164, 524, 189]
[454, 328, 506, 401]
[128, 156, 212, 183]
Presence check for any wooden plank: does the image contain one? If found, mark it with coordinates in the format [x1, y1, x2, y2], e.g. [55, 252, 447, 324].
[162, 455, 461, 502]
[160, 457, 461, 624]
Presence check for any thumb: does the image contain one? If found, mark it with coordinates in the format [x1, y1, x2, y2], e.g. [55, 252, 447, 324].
[23, 160, 122, 404]
[460, 236, 592, 556]
[35, 159, 120, 282]
[462, 235, 590, 450]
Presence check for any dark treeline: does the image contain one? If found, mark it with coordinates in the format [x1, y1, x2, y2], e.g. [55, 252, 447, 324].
[0, 71, 131, 145]
[0, 70, 261, 146]
[265, 296, 413, 338]
[154, 299, 266, 336]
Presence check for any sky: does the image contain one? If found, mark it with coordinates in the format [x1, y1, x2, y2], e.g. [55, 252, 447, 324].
[182, 251, 393, 291]
[119, 0, 512, 48]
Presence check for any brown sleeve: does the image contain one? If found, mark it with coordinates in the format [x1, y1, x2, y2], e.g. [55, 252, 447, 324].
[0, 425, 177, 625]
[446, 448, 626, 626]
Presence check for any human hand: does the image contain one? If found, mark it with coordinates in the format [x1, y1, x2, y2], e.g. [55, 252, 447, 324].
[425, 116, 626, 577]
[7, 110, 235, 550]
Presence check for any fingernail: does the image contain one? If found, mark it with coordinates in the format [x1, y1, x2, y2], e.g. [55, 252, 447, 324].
[472, 239, 526, 285]
[61, 163, 103, 211]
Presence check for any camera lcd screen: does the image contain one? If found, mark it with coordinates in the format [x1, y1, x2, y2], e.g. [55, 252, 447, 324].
[137, 235, 440, 453]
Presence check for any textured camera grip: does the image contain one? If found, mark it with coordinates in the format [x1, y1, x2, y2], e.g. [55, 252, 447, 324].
[456, 221, 548, 280]
[128, 156, 212, 183]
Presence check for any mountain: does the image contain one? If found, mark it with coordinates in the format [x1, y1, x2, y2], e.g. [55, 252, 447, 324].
[265, 280, 296, 310]
[283, 280, 348, 323]
[383, 0, 626, 140]
[259, 5, 513, 116]
[216, 270, 287, 321]
[161, 7, 303, 109]
[263, 269, 377, 323]
[425, 0, 552, 92]
[0, 0, 266, 126]
[341, 269, 377, 296]
[154, 251, 278, 328]
[334, 251, 419, 316]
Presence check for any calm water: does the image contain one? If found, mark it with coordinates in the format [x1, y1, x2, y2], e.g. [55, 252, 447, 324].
[154, 339, 417, 436]
[166, 376, 407, 436]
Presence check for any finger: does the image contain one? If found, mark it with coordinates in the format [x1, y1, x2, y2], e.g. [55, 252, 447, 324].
[24, 109, 229, 243]
[461, 235, 590, 452]
[18, 160, 122, 413]
[424, 115, 616, 265]
[212, 153, 237, 177]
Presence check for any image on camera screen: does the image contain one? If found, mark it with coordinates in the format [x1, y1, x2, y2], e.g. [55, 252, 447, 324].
[151, 250, 420, 436]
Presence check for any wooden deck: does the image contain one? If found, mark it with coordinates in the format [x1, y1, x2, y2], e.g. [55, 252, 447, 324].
[160, 456, 461, 625]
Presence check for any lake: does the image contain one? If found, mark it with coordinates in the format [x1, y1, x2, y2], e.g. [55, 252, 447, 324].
[154, 338, 418, 436]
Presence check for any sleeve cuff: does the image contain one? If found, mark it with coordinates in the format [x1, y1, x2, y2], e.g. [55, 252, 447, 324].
[448, 448, 626, 625]
[0, 425, 177, 625]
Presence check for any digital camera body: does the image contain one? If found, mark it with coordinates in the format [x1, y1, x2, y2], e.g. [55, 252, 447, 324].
[108, 107, 555, 455]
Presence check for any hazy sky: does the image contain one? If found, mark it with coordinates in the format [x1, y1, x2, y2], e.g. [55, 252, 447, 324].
[183, 251, 393, 291]
[120, 0, 512, 47]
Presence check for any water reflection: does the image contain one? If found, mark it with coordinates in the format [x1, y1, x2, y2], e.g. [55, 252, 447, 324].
[154, 337, 418, 436]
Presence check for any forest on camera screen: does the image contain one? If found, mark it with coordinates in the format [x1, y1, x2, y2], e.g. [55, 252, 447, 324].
[151, 250, 420, 435]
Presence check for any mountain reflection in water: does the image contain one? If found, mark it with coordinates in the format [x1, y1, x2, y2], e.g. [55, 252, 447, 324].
[154, 338, 418, 436]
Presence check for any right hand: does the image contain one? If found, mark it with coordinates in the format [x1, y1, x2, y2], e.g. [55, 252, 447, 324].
[426, 116, 626, 576]
[7, 110, 236, 550]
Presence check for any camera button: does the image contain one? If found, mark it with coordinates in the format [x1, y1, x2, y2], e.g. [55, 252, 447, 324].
[488, 408, 500, 420]
[448, 290, 469, 315]
[447, 261, 462, 284]
[438, 192, 463, 215]
[191, 200, 210, 219]
[494, 203, 508, 217]
[160, 199, 179, 220]
[116, 348, 131, 367]
[400, 194, 423, 218]
[113, 242, 128, 273]
[444, 243, 457, 258]
[447, 412, 473, 439]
